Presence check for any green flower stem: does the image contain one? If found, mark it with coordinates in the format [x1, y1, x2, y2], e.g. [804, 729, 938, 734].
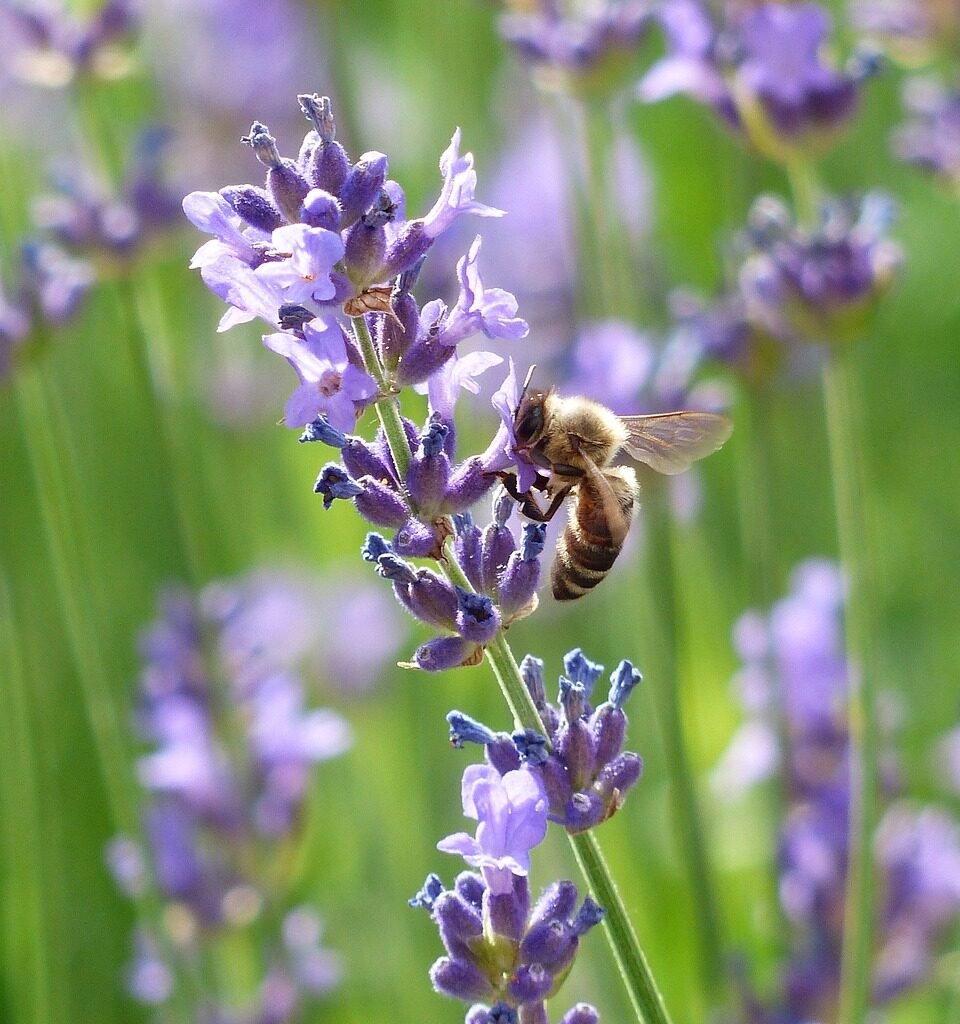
[0, 577, 59, 1024]
[735, 386, 792, 950]
[641, 484, 726, 1003]
[823, 348, 879, 1024]
[785, 157, 820, 227]
[14, 366, 137, 836]
[114, 278, 212, 582]
[352, 315, 411, 480]
[573, 99, 643, 320]
[785, 156, 879, 1024]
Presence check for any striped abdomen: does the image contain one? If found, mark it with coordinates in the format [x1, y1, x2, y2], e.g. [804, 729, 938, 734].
[551, 468, 637, 601]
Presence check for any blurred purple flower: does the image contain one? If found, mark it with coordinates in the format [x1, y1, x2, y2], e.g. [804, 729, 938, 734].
[641, 0, 867, 160]
[716, 558, 960, 1018]
[437, 763, 548, 894]
[893, 75, 960, 189]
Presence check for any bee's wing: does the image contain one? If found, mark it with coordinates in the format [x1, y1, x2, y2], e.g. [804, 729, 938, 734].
[619, 411, 733, 475]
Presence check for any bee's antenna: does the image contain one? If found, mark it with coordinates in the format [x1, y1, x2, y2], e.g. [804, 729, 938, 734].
[518, 364, 537, 408]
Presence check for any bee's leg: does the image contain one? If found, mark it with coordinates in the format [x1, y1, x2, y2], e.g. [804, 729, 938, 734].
[514, 485, 572, 524]
[493, 470, 550, 504]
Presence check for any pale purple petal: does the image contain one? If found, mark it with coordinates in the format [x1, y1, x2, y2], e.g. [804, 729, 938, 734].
[425, 350, 504, 420]
[423, 129, 505, 239]
[437, 831, 481, 857]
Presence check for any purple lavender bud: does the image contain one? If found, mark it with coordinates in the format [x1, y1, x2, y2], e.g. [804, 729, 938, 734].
[520, 919, 575, 969]
[380, 285, 420, 370]
[338, 152, 389, 228]
[443, 459, 496, 516]
[487, 875, 529, 941]
[408, 571, 459, 630]
[395, 331, 457, 388]
[343, 219, 387, 288]
[529, 881, 579, 932]
[381, 219, 434, 279]
[454, 518, 486, 593]
[559, 679, 588, 724]
[434, 890, 484, 961]
[498, 527, 545, 620]
[299, 416, 346, 447]
[430, 957, 497, 1002]
[590, 704, 626, 772]
[564, 791, 605, 833]
[455, 589, 501, 645]
[314, 464, 362, 509]
[447, 711, 499, 748]
[353, 477, 409, 528]
[520, 655, 547, 708]
[220, 185, 283, 232]
[241, 122, 311, 225]
[299, 94, 351, 194]
[572, 897, 605, 936]
[395, 517, 443, 558]
[559, 1005, 600, 1024]
[466, 1005, 491, 1024]
[477, 1002, 520, 1024]
[596, 753, 644, 805]
[486, 736, 523, 777]
[552, 704, 589, 782]
[508, 963, 553, 1004]
[563, 649, 604, 701]
[481, 519, 516, 598]
[341, 438, 395, 484]
[540, 758, 574, 817]
[407, 420, 452, 516]
[409, 873, 445, 910]
[512, 729, 549, 767]
[376, 554, 417, 585]
[301, 188, 341, 231]
[608, 660, 642, 710]
[416, 636, 478, 672]
[360, 532, 391, 564]
[455, 871, 486, 909]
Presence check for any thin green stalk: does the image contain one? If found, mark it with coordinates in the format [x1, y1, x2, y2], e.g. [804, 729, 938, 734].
[571, 99, 642, 320]
[823, 349, 879, 1024]
[352, 315, 411, 479]
[641, 485, 726, 1003]
[353, 315, 673, 1023]
[0, 577, 59, 1024]
[113, 279, 209, 582]
[734, 386, 792, 950]
[14, 366, 137, 835]
[785, 158, 820, 227]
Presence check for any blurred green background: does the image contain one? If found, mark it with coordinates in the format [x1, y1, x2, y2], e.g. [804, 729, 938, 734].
[1, 1, 959, 1023]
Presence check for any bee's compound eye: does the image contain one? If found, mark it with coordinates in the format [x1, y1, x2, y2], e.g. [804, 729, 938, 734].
[515, 405, 544, 444]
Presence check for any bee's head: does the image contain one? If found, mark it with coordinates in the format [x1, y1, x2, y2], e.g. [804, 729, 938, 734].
[513, 366, 551, 447]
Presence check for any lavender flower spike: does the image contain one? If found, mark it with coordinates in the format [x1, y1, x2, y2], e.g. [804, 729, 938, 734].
[437, 763, 548, 894]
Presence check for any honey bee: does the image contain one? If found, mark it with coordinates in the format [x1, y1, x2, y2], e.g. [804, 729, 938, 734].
[500, 368, 733, 601]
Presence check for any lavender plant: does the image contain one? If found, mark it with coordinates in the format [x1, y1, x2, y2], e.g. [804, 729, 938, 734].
[108, 574, 352, 1022]
[411, 647, 646, 1022]
[714, 559, 960, 1021]
[185, 93, 673, 1024]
